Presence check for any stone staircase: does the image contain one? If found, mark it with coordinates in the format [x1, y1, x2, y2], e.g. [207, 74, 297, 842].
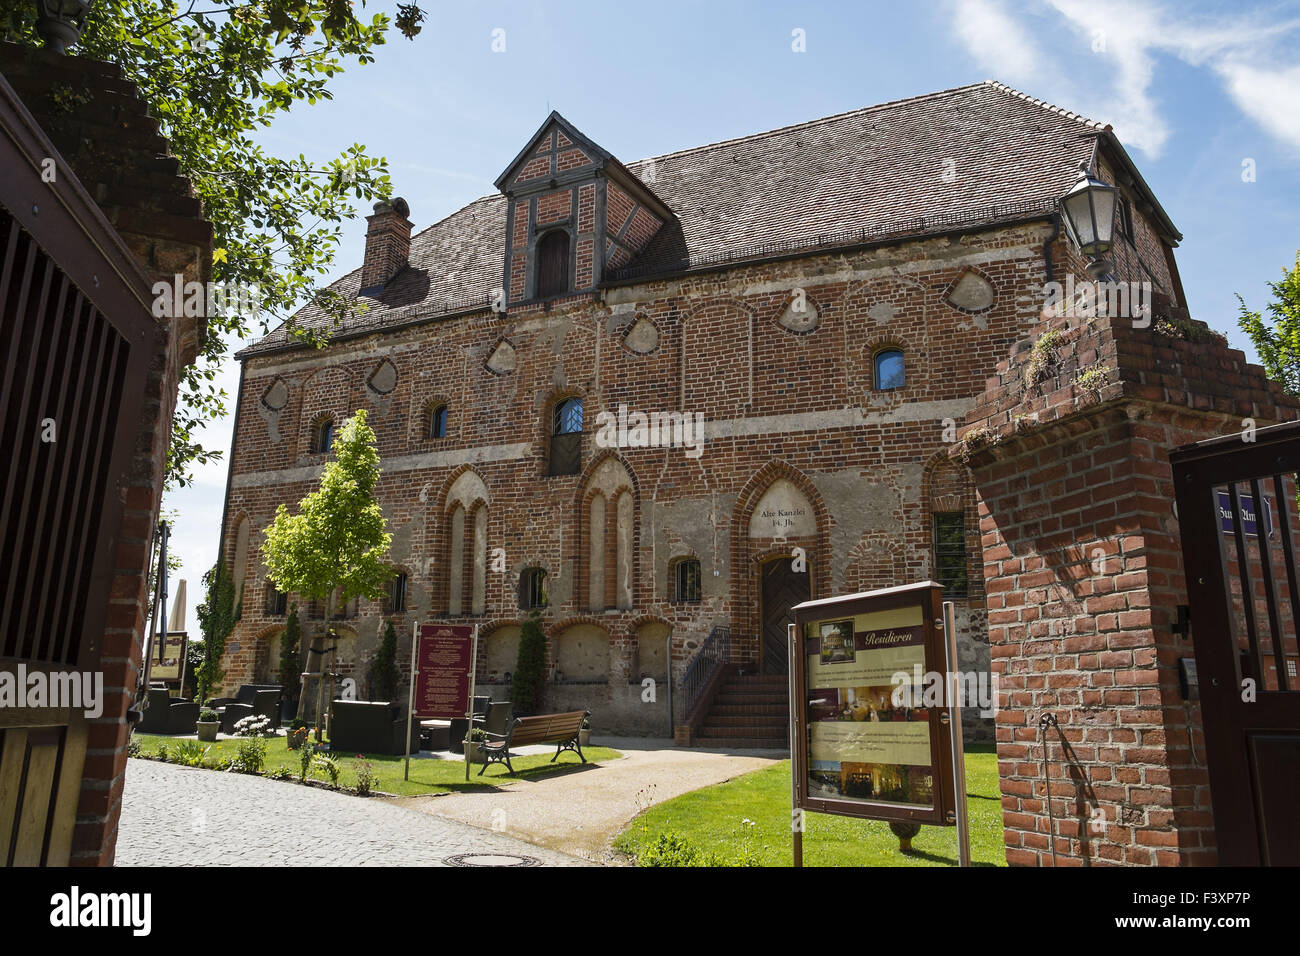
[693, 673, 789, 749]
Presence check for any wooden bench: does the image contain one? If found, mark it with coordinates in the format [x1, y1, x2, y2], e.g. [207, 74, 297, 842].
[477, 709, 590, 776]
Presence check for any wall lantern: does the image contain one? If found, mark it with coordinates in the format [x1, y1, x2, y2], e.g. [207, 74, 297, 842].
[1059, 161, 1118, 276]
[33, 0, 91, 54]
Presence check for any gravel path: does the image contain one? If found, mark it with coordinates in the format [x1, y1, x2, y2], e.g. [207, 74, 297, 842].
[117, 758, 590, 866]
[389, 737, 784, 863]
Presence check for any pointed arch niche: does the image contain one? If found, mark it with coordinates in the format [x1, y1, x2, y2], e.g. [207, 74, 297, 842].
[729, 462, 831, 669]
[440, 468, 489, 616]
[577, 455, 638, 612]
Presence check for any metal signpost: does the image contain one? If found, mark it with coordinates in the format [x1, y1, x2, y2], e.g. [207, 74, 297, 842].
[789, 622, 802, 868]
[942, 600, 970, 867]
[464, 628, 479, 782]
[404, 620, 419, 782]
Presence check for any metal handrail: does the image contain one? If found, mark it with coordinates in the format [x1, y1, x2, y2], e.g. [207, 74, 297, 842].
[682, 624, 730, 718]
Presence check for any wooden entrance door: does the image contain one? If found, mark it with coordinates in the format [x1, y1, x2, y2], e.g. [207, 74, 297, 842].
[761, 557, 810, 674]
[1171, 422, 1300, 865]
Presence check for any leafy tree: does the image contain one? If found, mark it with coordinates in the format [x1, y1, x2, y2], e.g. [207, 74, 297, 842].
[368, 619, 400, 702]
[262, 410, 392, 716]
[1, 0, 426, 488]
[1238, 252, 1300, 397]
[195, 561, 241, 702]
[511, 611, 547, 716]
[278, 603, 303, 700]
[181, 640, 204, 700]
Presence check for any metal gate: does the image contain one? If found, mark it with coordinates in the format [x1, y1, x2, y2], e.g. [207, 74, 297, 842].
[1170, 421, 1300, 865]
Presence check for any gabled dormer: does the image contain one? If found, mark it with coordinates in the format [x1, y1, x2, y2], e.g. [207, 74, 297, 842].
[495, 111, 676, 307]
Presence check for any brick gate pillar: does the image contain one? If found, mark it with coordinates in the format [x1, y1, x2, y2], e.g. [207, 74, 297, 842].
[956, 305, 1297, 866]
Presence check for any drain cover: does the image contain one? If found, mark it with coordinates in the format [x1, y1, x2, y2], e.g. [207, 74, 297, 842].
[444, 852, 540, 867]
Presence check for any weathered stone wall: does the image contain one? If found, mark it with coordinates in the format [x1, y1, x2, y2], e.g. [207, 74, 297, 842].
[219, 221, 1093, 737]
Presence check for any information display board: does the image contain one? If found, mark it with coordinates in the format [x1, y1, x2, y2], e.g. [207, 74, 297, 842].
[791, 582, 957, 826]
[151, 631, 187, 682]
[412, 623, 474, 720]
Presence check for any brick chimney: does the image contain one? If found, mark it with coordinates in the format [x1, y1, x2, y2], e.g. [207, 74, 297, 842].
[359, 196, 412, 294]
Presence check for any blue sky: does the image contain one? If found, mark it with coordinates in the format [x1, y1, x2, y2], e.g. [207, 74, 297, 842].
[164, 0, 1300, 629]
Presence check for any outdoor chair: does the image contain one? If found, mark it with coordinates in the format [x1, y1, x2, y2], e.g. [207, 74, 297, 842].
[251, 688, 281, 725]
[137, 688, 200, 736]
[328, 700, 419, 755]
[207, 682, 281, 710]
[220, 703, 254, 735]
[449, 696, 493, 753]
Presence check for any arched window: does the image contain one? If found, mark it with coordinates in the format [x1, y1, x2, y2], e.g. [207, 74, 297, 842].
[537, 230, 570, 299]
[874, 349, 905, 391]
[387, 571, 408, 613]
[310, 415, 334, 453]
[518, 568, 548, 610]
[264, 583, 288, 617]
[673, 558, 702, 603]
[427, 403, 448, 439]
[549, 397, 583, 476]
[933, 513, 968, 598]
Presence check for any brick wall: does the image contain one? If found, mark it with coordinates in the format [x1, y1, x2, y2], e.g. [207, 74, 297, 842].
[217, 221, 1088, 737]
[957, 294, 1298, 864]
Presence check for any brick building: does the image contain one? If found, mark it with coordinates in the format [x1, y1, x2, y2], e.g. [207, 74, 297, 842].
[219, 81, 1191, 752]
[222, 82, 1300, 863]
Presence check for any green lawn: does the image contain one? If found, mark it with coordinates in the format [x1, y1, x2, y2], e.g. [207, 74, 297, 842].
[132, 733, 622, 797]
[614, 747, 1005, 867]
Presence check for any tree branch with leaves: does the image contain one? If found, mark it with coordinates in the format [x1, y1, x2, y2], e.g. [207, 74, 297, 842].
[2, 0, 426, 488]
[1238, 251, 1300, 398]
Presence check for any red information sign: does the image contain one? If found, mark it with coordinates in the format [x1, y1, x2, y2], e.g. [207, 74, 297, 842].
[413, 624, 474, 719]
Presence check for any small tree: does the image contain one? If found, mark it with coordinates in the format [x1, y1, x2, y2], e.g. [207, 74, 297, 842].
[195, 562, 241, 703]
[369, 619, 401, 702]
[262, 409, 393, 720]
[279, 604, 303, 701]
[512, 610, 547, 715]
[1238, 251, 1300, 397]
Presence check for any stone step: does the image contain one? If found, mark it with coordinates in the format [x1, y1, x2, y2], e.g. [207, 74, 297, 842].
[693, 735, 788, 749]
[710, 703, 788, 717]
[699, 723, 787, 738]
[715, 693, 787, 706]
[704, 715, 788, 729]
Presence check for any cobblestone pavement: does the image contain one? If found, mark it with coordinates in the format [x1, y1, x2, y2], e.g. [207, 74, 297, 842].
[116, 759, 591, 866]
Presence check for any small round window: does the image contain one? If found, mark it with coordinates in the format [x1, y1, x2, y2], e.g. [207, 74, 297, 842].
[874, 349, 905, 391]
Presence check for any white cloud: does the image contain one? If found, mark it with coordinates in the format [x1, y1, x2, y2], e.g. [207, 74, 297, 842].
[949, 0, 1043, 84]
[1216, 60, 1300, 153]
[949, 0, 1300, 158]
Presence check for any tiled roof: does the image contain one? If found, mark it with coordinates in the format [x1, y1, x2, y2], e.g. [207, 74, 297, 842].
[243, 81, 1115, 356]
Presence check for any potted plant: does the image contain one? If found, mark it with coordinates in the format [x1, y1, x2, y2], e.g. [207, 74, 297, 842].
[579, 713, 591, 747]
[464, 727, 488, 765]
[197, 709, 220, 742]
[287, 718, 311, 750]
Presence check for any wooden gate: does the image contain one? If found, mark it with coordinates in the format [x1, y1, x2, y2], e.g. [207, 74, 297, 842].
[1170, 421, 1300, 865]
[0, 74, 160, 865]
